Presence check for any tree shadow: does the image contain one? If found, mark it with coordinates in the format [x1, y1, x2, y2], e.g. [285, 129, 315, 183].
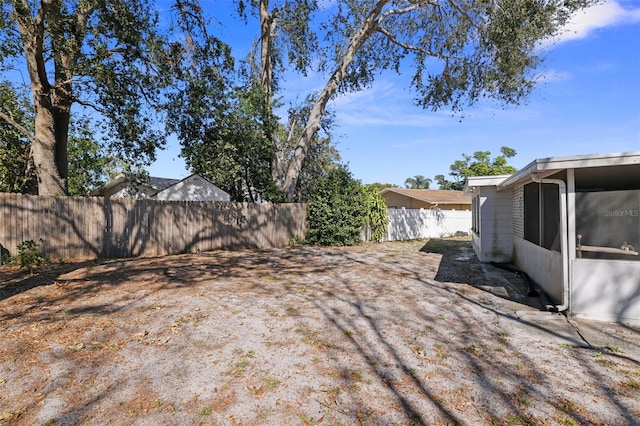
[1, 241, 638, 425]
[0, 259, 104, 304]
[421, 238, 546, 311]
[0, 193, 306, 262]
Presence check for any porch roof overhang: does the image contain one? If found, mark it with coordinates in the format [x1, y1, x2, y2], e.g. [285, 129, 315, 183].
[496, 151, 640, 191]
[463, 175, 510, 195]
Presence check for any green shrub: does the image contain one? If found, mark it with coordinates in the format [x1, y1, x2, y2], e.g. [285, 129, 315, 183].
[306, 166, 367, 246]
[16, 239, 49, 270]
[362, 185, 389, 242]
[0, 244, 12, 266]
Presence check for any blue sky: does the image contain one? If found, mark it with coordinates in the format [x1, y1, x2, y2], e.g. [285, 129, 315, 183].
[150, 0, 640, 187]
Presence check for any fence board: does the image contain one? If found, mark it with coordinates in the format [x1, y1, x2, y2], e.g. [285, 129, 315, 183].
[0, 193, 307, 260]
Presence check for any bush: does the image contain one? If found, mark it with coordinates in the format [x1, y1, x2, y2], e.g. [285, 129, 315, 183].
[0, 243, 10, 265]
[362, 185, 390, 243]
[306, 166, 367, 246]
[16, 239, 49, 271]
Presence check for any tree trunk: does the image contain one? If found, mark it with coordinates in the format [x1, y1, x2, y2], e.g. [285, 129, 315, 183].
[259, 0, 285, 187]
[260, 0, 273, 103]
[31, 99, 67, 195]
[281, 0, 389, 200]
[12, 0, 72, 195]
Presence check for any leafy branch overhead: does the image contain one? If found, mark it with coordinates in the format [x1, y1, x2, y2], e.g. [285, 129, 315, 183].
[0, 0, 595, 199]
[435, 146, 518, 191]
[239, 0, 594, 200]
[0, 0, 232, 195]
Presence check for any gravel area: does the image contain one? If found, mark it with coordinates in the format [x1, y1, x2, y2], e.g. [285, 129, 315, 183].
[1, 239, 638, 425]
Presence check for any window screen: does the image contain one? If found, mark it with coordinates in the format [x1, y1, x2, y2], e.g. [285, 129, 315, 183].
[472, 195, 480, 235]
[523, 182, 561, 252]
[575, 190, 640, 260]
[541, 184, 560, 251]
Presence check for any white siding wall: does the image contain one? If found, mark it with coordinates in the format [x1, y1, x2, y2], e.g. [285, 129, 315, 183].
[383, 209, 471, 241]
[571, 259, 640, 325]
[512, 186, 524, 239]
[110, 185, 157, 199]
[155, 175, 230, 202]
[513, 237, 564, 303]
[473, 187, 513, 262]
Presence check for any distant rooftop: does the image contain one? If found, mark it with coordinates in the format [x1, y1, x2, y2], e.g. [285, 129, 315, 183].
[148, 177, 180, 190]
[379, 188, 471, 205]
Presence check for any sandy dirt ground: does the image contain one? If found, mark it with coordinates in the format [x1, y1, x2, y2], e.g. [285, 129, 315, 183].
[1, 239, 639, 426]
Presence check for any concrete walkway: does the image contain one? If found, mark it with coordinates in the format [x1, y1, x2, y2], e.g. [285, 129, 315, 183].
[479, 262, 640, 359]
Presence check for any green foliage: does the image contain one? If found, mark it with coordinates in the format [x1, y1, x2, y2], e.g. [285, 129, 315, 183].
[288, 234, 305, 246]
[0, 81, 36, 194]
[275, 95, 341, 202]
[168, 81, 285, 202]
[239, 0, 593, 198]
[67, 118, 111, 196]
[306, 166, 367, 246]
[362, 185, 390, 243]
[404, 175, 432, 189]
[0, 89, 112, 195]
[437, 146, 518, 190]
[367, 182, 397, 192]
[0, 139, 36, 194]
[16, 240, 49, 271]
[0, 0, 233, 195]
[434, 174, 457, 191]
[0, 244, 11, 265]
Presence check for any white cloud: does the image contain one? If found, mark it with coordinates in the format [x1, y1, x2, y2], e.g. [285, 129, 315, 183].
[533, 69, 572, 83]
[552, 0, 640, 44]
[336, 109, 447, 127]
[329, 80, 450, 127]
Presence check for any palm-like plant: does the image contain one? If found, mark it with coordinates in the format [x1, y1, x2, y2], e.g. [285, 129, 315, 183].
[404, 175, 432, 189]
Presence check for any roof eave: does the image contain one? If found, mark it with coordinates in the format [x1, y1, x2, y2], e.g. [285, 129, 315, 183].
[89, 174, 126, 196]
[498, 151, 640, 190]
[464, 175, 511, 194]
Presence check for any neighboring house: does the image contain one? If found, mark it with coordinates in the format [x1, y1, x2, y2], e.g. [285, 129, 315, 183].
[465, 151, 640, 325]
[379, 188, 471, 210]
[91, 174, 231, 202]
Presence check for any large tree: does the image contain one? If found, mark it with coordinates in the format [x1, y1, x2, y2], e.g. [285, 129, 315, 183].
[0, 0, 227, 195]
[243, 0, 593, 200]
[167, 80, 285, 202]
[0, 80, 120, 195]
[436, 145, 518, 190]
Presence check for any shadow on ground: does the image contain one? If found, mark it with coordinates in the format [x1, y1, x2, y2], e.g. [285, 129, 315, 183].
[421, 238, 545, 310]
[1, 239, 639, 425]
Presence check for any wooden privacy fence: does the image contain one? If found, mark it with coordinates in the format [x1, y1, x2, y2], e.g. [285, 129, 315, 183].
[0, 193, 307, 260]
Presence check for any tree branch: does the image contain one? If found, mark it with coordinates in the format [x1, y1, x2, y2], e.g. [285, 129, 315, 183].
[446, 0, 486, 33]
[376, 26, 452, 60]
[32, 0, 54, 90]
[71, 97, 107, 115]
[0, 109, 36, 144]
[378, 3, 423, 22]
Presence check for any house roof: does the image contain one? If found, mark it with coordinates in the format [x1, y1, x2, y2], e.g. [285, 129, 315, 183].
[89, 175, 123, 196]
[91, 174, 184, 196]
[464, 175, 511, 192]
[463, 151, 640, 192]
[498, 151, 640, 190]
[149, 177, 180, 190]
[379, 188, 471, 205]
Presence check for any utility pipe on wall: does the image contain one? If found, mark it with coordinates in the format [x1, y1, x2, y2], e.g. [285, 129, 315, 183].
[532, 176, 569, 312]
